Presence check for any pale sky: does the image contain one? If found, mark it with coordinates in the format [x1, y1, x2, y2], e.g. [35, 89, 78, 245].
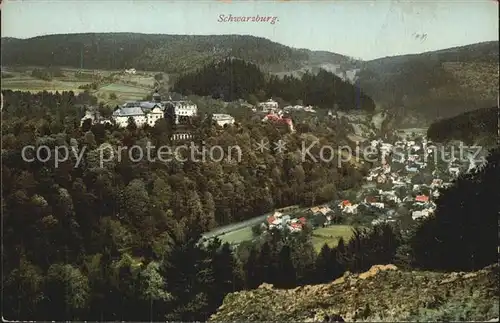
[1, 0, 498, 60]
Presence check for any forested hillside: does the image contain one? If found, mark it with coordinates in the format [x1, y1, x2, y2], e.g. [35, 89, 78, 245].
[172, 58, 376, 111]
[426, 106, 498, 145]
[1, 33, 355, 74]
[357, 41, 499, 121]
[2, 89, 499, 321]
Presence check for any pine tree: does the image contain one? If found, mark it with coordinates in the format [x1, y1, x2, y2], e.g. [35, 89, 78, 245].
[275, 245, 296, 288]
[244, 246, 260, 289]
[257, 241, 275, 284]
[315, 243, 333, 283]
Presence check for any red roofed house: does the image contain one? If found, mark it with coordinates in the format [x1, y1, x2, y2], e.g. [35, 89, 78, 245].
[289, 222, 303, 232]
[298, 217, 306, 225]
[415, 195, 429, 202]
[262, 113, 295, 132]
[267, 216, 276, 226]
[339, 200, 351, 209]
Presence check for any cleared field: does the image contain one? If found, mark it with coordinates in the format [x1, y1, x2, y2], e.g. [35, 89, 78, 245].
[218, 227, 254, 245]
[99, 83, 150, 93]
[119, 74, 158, 88]
[312, 225, 355, 252]
[2, 77, 90, 92]
[2, 67, 162, 103]
[96, 83, 151, 104]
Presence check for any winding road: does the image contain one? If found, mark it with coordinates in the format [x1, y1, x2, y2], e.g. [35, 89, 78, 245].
[201, 213, 271, 241]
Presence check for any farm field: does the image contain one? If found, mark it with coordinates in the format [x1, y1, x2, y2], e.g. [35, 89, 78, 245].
[95, 83, 152, 105]
[2, 76, 90, 93]
[2, 66, 162, 104]
[311, 225, 355, 252]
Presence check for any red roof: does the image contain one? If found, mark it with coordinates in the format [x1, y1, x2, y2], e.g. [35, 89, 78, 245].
[342, 200, 350, 206]
[415, 195, 429, 202]
[298, 217, 306, 224]
[267, 216, 275, 224]
[265, 114, 280, 121]
[291, 222, 302, 228]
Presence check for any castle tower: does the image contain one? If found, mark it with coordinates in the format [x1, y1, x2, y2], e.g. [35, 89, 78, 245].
[152, 90, 161, 103]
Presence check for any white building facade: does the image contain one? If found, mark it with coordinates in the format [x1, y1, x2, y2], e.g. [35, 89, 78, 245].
[259, 99, 279, 112]
[112, 107, 147, 127]
[212, 113, 235, 127]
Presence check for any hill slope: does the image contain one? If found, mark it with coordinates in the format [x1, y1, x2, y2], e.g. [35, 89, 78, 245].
[426, 106, 499, 146]
[210, 264, 499, 322]
[357, 41, 499, 122]
[1, 33, 357, 74]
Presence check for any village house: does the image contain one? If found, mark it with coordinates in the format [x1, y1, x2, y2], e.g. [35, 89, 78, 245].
[431, 178, 443, 188]
[406, 140, 416, 148]
[380, 143, 393, 153]
[370, 140, 380, 148]
[392, 178, 405, 185]
[318, 206, 332, 216]
[364, 196, 385, 209]
[212, 113, 235, 127]
[405, 165, 418, 173]
[411, 144, 421, 152]
[124, 68, 136, 74]
[377, 174, 387, 184]
[343, 204, 359, 214]
[338, 200, 351, 210]
[289, 222, 302, 232]
[379, 191, 401, 203]
[283, 105, 315, 113]
[448, 166, 461, 177]
[259, 99, 279, 113]
[372, 216, 397, 226]
[262, 113, 295, 132]
[412, 210, 429, 220]
[415, 195, 429, 203]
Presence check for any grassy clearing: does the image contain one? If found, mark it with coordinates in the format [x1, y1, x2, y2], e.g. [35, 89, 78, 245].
[218, 227, 254, 245]
[95, 83, 151, 104]
[312, 225, 355, 252]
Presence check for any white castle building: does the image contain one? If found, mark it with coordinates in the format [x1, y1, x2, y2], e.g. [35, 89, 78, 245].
[164, 100, 198, 124]
[80, 91, 201, 129]
[112, 105, 164, 128]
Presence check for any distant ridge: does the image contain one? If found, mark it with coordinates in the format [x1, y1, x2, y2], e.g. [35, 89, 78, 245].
[357, 40, 499, 121]
[0, 33, 358, 74]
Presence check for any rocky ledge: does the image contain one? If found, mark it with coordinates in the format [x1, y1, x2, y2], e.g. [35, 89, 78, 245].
[210, 264, 499, 322]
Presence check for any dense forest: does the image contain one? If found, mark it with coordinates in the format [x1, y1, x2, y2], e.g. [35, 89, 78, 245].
[426, 106, 498, 145]
[172, 58, 376, 111]
[1, 33, 355, 74]
[2, 90, 498, 321]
